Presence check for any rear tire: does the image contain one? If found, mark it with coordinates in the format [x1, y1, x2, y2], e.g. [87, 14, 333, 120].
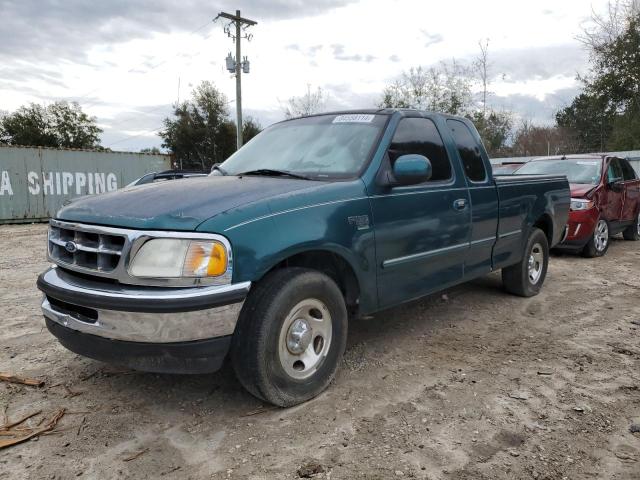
[231, 267, 348, 407]
[622, 212, 640, 241]
[582, 218, 610, 257]
[502, 228, 549, 297]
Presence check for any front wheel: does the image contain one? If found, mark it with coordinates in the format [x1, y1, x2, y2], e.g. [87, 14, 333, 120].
[622, 212, 640, 241]
[231, 268, 348, 407]
[502, 227, 549, 297]
[582, 218, 610, 257]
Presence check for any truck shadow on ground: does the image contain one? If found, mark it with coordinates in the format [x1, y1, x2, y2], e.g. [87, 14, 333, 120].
[69, 271, 510, 415]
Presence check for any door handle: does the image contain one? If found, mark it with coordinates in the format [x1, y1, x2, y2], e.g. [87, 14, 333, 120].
[453, 198, 468, 210]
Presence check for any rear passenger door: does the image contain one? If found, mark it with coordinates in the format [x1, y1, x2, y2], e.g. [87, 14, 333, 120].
[369, 116, 471, 308]
[620, 158, 640, 222]
[446, 119, 498, 279]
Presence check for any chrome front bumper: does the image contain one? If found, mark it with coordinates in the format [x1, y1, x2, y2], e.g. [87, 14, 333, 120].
[38, 267, 250, 343]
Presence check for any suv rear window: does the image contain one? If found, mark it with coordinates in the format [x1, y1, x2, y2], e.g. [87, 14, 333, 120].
[607, 158, 624, 183]
[620, 158, 637, 181]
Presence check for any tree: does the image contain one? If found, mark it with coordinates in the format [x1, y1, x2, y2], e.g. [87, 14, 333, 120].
[283, 85, 326, 119]
[468, 40, 515, 156]
[608, 110, 640, 150]
[474, 39, 491, 118]
[468, 110, 513, 157]
[242, 116, 262, 143]
[556, 93, 612, 151]
[557, 2, 640, 151]
[140, 147, 162, 154]
[511, 121, 582, 157]
[160, 81, 237, 171]
[379, 61, 473, 115]
[0, 101, 102, 148]
[578, 0, 639, 51]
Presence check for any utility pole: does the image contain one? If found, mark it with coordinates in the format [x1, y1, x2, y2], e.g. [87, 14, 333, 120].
[218, 10, 257, 150]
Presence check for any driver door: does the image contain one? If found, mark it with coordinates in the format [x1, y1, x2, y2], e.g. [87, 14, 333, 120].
[369, 117, 471, 309]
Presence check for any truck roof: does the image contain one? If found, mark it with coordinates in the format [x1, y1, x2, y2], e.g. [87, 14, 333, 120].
[280, 108, 470, 123]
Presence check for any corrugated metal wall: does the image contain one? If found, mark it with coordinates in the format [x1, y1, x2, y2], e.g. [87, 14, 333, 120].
[0, 146, 170, 223]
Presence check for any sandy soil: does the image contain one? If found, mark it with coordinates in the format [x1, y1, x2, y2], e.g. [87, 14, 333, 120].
[1, 223, 639, 480]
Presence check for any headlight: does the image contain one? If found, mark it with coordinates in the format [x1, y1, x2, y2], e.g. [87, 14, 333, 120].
[129, 238, 228, 278]
[570, 198, 595, 211]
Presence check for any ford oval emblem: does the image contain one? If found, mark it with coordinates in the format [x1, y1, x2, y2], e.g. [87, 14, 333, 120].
[64, 241, 78, 253]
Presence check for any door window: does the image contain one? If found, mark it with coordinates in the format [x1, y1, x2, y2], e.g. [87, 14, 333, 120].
[620, 159, 637, 181]
[607, 158, 624, 183]
[388, 118, 452, 182]
[446, 119, 487, 182]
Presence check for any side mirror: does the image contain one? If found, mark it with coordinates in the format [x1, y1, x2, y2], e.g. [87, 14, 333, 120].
[391, 154, 432, 186]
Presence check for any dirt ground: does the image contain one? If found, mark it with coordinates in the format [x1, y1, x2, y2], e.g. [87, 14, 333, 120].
[1, 223, 639, 480]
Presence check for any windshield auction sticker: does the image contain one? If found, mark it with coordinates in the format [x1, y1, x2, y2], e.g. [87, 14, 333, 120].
[332, 114, 375, 123]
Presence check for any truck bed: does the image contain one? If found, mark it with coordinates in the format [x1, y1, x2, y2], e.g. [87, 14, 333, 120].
[492, 173, 570, 269]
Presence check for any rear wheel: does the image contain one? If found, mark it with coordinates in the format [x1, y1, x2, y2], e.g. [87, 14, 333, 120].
[502, 227, 549, 297]
[622, 212, 640, 241]
[231, 268, 348, 407]
[582, 218, 610, 257]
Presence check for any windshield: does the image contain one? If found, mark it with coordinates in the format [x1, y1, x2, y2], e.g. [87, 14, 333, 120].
[515, 159, 602, 185]
[217, 114, 387, 179]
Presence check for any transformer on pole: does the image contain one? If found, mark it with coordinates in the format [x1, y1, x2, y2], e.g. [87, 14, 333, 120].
[217, 10, 257, 150]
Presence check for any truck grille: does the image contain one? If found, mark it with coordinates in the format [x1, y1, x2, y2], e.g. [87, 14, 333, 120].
[46, 219, 233, 287]
[48, 223, 126, 272]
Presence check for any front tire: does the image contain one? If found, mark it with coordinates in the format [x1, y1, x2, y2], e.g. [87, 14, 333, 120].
[231, 268, 348, 407]
[622, 212, 640, 241]
[502, 227, 549, 297]
[582, 218, 610, 257]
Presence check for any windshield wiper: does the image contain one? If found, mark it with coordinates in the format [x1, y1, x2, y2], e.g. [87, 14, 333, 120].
[238, 169, 312, 180]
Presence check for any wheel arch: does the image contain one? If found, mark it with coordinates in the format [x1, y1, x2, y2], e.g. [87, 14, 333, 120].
[533, 212, 554, 246]
[257, 247, 362, 316]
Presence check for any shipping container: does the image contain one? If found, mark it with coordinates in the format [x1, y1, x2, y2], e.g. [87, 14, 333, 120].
[0, 145, 170, 223]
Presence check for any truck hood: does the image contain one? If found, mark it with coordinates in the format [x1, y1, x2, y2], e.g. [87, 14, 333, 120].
[569, 183, 597, 198]
[56, 175, 323, 230]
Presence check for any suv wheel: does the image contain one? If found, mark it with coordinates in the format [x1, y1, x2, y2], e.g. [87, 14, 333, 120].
[622, 211, 640, 241]
[502, 227, 549, 297]
[231, 267, 348, 407]
[582, 218, 610, 257]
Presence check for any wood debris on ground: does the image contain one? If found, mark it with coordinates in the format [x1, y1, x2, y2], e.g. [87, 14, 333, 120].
[241, 406, 278, 417]
[123, 448, 149, 462]
[0, 409, 65, 450]
[0, 372, 44, 387]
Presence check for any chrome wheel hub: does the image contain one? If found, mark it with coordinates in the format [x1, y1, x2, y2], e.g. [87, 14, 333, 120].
[636, 212, 640, 236]
[286, 319, 312, 355]
[528, 243, 544, 284]
[278, 299, 332, 380]
[594, 219, 608, 251]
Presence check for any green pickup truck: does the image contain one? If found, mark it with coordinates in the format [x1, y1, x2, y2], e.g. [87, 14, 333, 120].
[37, 110, 570, 406]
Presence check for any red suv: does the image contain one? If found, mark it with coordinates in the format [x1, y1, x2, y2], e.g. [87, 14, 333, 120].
[516, 155, 640, 257]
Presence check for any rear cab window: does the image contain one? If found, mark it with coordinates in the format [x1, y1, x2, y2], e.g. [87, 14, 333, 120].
[446, 119, 487, 182]
[388, 118, 452, 182]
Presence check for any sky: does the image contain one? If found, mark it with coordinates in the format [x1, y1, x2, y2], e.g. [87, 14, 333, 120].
[0, 0, 611, 152]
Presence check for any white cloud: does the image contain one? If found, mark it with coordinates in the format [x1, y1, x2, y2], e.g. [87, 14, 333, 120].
[0, 0, 611, 151]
